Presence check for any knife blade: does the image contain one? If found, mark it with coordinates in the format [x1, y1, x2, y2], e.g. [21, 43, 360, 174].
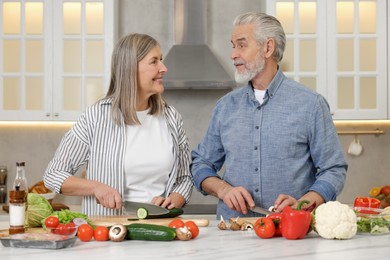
[250, 206, 273, 215]
[124, 201, 170, 215]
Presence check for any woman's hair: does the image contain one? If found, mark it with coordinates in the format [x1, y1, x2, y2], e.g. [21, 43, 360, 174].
[105, 33, 164, 125]
[233, 12, 286, 63]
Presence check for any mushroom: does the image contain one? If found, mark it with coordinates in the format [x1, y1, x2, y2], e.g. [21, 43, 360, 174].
[217, 216, 228, 230]
[229, 217, 241, 231]
[240, 222, 254, 231]
[175, 226, 192, 241]
[109, 224, 127, 242]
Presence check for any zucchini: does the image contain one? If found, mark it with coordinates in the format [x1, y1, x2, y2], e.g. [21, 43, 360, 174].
[125, 223, 176, 241]
[135, 207, 184, 219]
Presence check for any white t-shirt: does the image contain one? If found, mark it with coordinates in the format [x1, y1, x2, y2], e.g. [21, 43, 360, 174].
[254, 89, 266, 105]
[123, 109, 174, 203]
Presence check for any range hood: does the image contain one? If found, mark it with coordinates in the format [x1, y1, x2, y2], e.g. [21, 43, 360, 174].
[163, 0, 236, 90]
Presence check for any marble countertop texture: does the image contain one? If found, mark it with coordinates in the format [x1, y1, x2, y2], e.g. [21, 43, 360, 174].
[1, 216, 390, 260]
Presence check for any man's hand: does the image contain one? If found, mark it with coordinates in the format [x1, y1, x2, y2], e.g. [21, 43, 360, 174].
[201, 177, 255, 214]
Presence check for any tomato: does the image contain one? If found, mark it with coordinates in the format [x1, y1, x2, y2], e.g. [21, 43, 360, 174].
[184, 221, 199, 239]
[77, 224, 94, 242]
[254, 217, 275, 239]
[53, 223, 68, 235]
[45, 216, 59, 229]
[354, 197, 381, 214]
[168, 219, 185, 229]
[94, 226, 109, 241]
[267, 213, 282, 236]
[380, 186, 390, 196]
[66, 222, 77, 235]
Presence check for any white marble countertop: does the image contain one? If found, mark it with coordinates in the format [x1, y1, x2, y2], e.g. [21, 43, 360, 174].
[1, 217, 390, 260]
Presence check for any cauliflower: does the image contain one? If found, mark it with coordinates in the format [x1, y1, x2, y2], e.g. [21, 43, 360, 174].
[313, 201, 357, 239]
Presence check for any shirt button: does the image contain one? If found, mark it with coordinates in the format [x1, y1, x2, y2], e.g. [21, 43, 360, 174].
[255, 126, 259, 129]
[254, 146, 258, 150]
[255, 188, 259, 192]
[257, 107, 261, 110]
[255, 168, 258, 171]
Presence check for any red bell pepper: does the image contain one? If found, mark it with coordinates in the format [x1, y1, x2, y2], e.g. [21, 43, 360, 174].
[354, 197, 381, 214]
[280, 200, 312, 240]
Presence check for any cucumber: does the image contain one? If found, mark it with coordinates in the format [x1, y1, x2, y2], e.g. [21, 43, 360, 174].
[125, 223, 176, 241]
[137, 207, 149, 219]
[135, 207, 184, 219]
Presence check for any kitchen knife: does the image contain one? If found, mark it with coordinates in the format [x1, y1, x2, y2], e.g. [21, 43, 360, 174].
[249, 206, 273, 215]
[124, 201, 170, 215]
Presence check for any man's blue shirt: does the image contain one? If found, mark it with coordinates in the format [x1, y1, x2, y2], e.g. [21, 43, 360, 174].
[191, 68, 348, 219]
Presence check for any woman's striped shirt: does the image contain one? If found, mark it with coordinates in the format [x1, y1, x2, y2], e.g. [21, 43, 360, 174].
[43, 98, 193, 216]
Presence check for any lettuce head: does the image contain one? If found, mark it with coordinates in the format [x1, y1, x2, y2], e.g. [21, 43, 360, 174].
[26, 193, 53, 227]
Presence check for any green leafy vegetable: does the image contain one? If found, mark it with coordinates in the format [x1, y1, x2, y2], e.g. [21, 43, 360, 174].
[26, 193, 54, 228]
[42, 209, 94, 229]
[357, 217, 390, 234]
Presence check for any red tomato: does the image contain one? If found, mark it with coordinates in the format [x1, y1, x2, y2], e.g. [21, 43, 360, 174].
[45, 216, 59, 229]
[184, 221, 199, 239]
[94, 226, 109, 241]
[66, 222, 77, 235]
[380, 186, 390, 196]
[254, 217, 276, 239]
[354, 197, 381, 214]
[168, 219, 185, 229]
[267, 213, 282, 236]
[77, 224, 94, 242]
[53, 223, 68, 235]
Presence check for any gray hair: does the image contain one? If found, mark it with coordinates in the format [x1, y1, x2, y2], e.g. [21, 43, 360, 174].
[105, 33, 164, 125]
[233, 12, 286, 63]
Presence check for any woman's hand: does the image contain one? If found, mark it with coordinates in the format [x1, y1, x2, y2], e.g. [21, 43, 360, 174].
[151, 192, 186, 209]
[93, 182, 122, 210]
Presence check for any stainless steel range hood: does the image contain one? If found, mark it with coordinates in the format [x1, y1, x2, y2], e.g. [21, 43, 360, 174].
[163, 0, 236, 89]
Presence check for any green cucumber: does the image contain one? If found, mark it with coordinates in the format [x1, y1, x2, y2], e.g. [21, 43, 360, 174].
[134, 207, 184, 219]
[125, 223, 176, 241]
[137, 207, 149, 219]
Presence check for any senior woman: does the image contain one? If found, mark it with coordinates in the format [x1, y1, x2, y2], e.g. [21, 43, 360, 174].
[44, 33, 193, 216]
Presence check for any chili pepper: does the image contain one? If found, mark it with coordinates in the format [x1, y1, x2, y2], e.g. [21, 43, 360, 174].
[302, 201, 317, 212]
[280, 200, 312, 240]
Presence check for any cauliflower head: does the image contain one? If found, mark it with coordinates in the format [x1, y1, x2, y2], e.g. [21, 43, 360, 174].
[314, 201, 357, 239]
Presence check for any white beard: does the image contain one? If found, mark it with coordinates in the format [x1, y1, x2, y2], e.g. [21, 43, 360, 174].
[234, 52, 265, 85]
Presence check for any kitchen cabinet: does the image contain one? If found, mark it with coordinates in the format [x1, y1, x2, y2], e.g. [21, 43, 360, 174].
[0, 0, 114, 121]
[266, 0, 387, 120]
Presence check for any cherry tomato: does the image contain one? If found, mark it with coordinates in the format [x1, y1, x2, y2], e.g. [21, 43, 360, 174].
[184, 221, 199, 239]
[66, 222, 77, 235]
[53, 223, 68, 235]
[254, 217, 276, 239]
[77, 224, 94, 242]
[354, 197, 381, 214]
[94, 226, 109, 241]
[380, 186, 390, 196]
[45, 216, 59, 229]
[168, 219, 185, 229]
[267, 213, 282, 236]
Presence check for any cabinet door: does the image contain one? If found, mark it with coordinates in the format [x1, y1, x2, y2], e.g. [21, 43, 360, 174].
[266, 0, 387, 120]
[0, 0, 52, 120]
[0, 0, 114, 121]
[52, 0, 114, 120]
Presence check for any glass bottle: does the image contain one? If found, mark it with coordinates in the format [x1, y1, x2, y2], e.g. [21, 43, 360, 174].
[13, 162, 28, 193]
[9, 162, 28, 234]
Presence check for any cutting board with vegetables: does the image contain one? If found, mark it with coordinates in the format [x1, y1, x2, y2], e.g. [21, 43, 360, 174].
[89, 216, 209, 227]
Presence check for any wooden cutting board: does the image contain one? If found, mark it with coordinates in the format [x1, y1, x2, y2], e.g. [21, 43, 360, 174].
[228, 217, 259, 225]
[89, 216, 209, 227]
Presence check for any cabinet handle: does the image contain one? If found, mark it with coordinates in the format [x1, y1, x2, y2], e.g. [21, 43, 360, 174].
[54, 113, 59, 117]
[46, 113, 50, 117]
